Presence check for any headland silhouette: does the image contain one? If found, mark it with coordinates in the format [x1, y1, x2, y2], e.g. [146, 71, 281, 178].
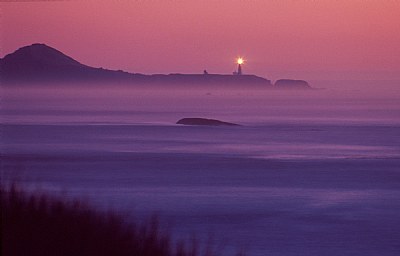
[0, 43, 311, 89]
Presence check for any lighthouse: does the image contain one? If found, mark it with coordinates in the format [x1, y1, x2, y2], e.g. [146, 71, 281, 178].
[234, 57, 244, 75]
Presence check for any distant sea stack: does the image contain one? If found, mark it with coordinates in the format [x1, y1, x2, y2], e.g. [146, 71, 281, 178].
[274, 79, 311, 89]
[0, 43, 310, 89]
[177, 118, 240, 126]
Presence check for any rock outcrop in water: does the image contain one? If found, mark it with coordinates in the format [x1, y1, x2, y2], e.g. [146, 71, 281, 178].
[177, 118, 240, 126]
[274, 79, 311, 89]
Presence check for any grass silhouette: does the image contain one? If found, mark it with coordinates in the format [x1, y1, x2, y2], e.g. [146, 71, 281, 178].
[1, 184, 244, 256]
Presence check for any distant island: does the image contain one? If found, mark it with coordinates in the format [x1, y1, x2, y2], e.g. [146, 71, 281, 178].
[0, 43, 311, 89]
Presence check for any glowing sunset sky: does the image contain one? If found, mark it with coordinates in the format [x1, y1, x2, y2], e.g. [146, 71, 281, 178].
[1, 0, 399, 80]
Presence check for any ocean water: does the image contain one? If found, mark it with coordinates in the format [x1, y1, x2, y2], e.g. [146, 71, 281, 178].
[1, 82, 400, 255]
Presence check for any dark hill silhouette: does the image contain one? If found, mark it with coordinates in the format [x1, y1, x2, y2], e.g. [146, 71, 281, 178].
[0, 43, 310, 89]
[4, 43, 83, 67]
[0, 43, 136, 83]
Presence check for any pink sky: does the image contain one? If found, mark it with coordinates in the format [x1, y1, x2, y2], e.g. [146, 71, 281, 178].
[1, 1, 400, 80]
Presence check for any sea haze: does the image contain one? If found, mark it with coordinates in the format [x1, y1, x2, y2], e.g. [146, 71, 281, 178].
[1, 81, 400, 256]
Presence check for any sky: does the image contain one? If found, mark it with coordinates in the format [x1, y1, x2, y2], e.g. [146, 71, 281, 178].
[1, 0, 400, 80]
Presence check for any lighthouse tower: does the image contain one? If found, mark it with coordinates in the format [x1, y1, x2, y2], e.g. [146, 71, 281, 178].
[235, 57, 244, 75]
[237, 63, 242, 75]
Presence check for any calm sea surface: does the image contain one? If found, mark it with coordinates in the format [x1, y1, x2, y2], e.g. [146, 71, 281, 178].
[2, 82, 400, 255]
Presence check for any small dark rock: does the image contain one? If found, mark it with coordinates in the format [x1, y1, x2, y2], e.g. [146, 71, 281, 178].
[177, 118, 240, 126]
[274, 79, 311, 89]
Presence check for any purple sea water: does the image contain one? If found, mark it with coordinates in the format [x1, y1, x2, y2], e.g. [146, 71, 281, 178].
[1, 82, 400, 255]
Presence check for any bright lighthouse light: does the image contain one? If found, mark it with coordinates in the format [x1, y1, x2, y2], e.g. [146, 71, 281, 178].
[237, 57, 244, 65]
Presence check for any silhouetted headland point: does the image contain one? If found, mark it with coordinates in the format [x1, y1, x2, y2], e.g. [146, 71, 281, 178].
[177, 118, 240, 126]
[0, 43, 311, 89]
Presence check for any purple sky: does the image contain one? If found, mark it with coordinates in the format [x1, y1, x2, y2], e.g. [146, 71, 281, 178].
[1, 1, 400, 80]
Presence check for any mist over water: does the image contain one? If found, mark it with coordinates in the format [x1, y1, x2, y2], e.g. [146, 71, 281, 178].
[2, 80, 400, 125]
[2, 81, 400, 256]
